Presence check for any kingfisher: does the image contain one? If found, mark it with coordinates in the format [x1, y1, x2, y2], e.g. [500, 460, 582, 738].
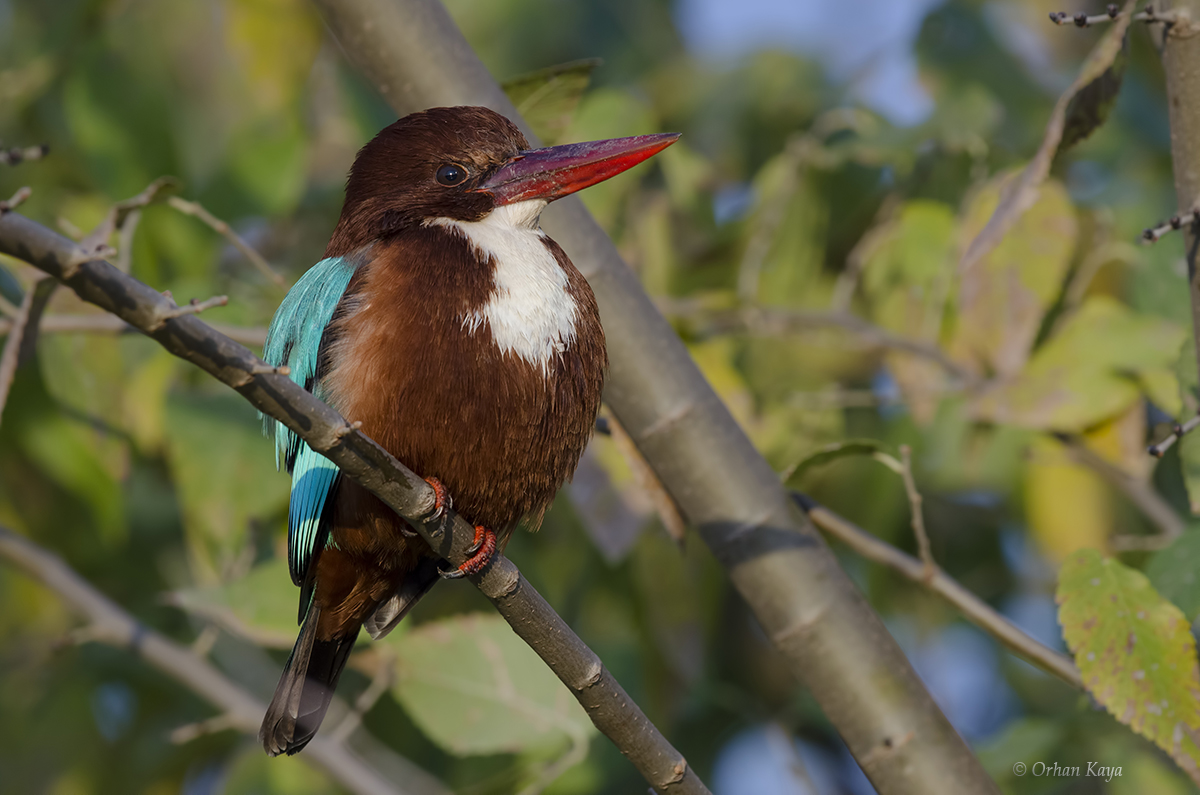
[257, 105, 678, 755]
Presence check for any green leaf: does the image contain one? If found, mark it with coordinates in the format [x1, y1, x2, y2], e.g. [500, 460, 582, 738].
[164, 392, 290, 582]
[171, 558, 298, 648]
[972, 297, 1184, 431]
[1057, 549, 1200, 780]
[1146, 529, 1200, 622]
[954, 177, 1078, 377]
[781, 439, 892, 488]
[503, 59, 600, 146]
[389, 613, 595, 756]
[1060, 35, 1128, 153]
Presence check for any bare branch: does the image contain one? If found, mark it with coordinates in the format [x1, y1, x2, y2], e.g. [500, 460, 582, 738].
[148, 294, 229, 330]
[898, 445, 936, 582]
[0, 186, 31, 213]
[0, 143, 48, 166]
[794, 494, 1083, 690]
[0, 210, 707, 795]
[1142, 209, 1198, 242]
[0, 277, 56, 430]
[167, 196, 288, 289]
[1048, 5, 1162, 26]
[962, 1, 1135, 274]
[0, 524, 418, 795]
[1149, 411, 1200, 457]
[606, 411, 687, 545]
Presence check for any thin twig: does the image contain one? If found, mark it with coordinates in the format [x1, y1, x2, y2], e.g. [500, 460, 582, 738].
[1053, 433, 1187, 550]
[171, 712, 239, 744]
[0, 144, 48, 166]
[1048, 5, 1162, 26]
[167, 196, 288, 289]
[898, 445, 936, 582]
[1142, 209, 1199, 242]
[1148, 411, 1200, 457]
[0, 210, 707, 795]
[665, 300, 978, 386]
[0, 186, 31, 213]
[606, 411, 687, 545]
[0, 277, 56, 431]
[0, 524, 416, 795]
[148, 295, 229, 330]
[793, 494, 1083, 690]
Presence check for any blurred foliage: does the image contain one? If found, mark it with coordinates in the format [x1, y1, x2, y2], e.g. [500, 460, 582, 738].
[3, 0, 1200, 793]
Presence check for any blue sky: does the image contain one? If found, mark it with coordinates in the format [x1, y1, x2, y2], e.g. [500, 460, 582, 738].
[674, 0, 947, 126]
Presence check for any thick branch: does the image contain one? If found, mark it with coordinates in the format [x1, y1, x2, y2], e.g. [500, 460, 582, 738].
[1160, 1, 1200, 421]
[0, 524, 413, 795]
[0, 211, 705, 795]
[307, 1, 999, 791]
[794, 496, 1083, 690]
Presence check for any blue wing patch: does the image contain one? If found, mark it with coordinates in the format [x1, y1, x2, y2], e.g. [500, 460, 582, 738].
[262, 253, 364, 595]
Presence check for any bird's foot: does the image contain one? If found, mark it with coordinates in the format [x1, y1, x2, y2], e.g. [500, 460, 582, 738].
[405, 476, 453, 538]
[439, 525, 498, 579]
[424, 476, 452, 519]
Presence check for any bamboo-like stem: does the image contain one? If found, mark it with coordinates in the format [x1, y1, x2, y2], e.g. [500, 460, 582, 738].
[1160, 1, 1200, 414]
[304, 1, 1000, 791]
[0, 210, 707, 795]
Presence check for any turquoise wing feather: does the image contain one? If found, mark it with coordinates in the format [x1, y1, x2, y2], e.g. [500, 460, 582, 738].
[262, 254, 362, 597]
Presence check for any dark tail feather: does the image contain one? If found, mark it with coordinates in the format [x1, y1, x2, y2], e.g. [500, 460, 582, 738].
[260, 604, 356, 756]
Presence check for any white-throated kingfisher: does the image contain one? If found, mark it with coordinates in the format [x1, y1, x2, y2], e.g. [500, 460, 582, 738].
[258, 106, 678, 755]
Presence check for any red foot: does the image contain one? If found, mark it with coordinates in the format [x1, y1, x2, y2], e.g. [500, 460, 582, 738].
[423, 477, 451, 519]
[458, 525, 497, 576]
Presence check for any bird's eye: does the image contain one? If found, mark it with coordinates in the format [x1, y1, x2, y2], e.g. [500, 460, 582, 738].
[436, 163, 468, 186]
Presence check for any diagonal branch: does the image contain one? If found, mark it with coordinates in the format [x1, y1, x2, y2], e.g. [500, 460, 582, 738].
[0, 524, 417, 795]
[0, 276, 56, 429]
[0, 210, 707, 795]
[307, 1, 1000, 791]
[793, 495, 1083, 690]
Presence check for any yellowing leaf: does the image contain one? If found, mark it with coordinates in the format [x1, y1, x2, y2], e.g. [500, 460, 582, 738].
[1057, 549, 1200, 784]
[973, 297, 1184, 431]
[954, 177, 1077, 377]
[389, 613, 595, 756]
[1026, 436, 1111, 562]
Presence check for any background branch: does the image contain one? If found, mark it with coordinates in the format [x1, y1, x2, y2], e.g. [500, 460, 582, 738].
[0, 210, 708, 795]
[0, 524, 417, 795]
[793, 494, 1083, 690]
[307, 1, 1000, 791]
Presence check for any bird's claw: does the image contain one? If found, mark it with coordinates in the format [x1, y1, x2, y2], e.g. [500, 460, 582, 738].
[438, 525, 497, 580]
[423, 476, 452, 520]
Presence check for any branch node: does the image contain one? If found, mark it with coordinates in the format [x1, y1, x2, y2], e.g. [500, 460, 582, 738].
[148, 295, 228, 332]
[1148, 411, 1200, 457]
[1141, 209, 1198, 243]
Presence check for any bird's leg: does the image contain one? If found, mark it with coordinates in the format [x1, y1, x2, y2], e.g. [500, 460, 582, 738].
[439, 525, 498, 579]
[403, 476, 453, 538]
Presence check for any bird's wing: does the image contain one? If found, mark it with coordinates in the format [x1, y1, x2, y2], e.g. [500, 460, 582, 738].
[262, 255, 361, 601]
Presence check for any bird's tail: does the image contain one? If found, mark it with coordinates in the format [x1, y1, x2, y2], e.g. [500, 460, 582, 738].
[260, 603, 356, 756]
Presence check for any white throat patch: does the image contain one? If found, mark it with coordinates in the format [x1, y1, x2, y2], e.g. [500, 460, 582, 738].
[428, 200, 578, 372]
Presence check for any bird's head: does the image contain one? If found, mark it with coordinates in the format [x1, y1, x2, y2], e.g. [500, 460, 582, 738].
[329, 106, 678, 252]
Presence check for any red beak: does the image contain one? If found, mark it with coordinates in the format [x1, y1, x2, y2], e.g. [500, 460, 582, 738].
[477, 133, 680, 206]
